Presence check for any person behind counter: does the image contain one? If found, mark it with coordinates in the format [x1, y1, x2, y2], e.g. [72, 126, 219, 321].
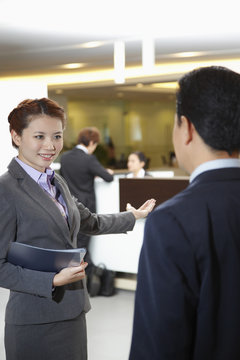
[126, 151, 152, 178]
[59, 127, 114, 274]
[0, 97, 156, 360]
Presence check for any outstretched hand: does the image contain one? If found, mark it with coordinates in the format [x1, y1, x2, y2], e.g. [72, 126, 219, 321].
[126, 199, 156, 220]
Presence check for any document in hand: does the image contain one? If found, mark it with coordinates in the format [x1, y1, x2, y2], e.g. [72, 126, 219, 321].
[7, 242, 86, 272]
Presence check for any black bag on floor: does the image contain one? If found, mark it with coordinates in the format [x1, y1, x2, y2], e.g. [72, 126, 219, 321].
[87, 265, 103, 297]
[99, 267, 116, 296]
[87, 264, 116, 297]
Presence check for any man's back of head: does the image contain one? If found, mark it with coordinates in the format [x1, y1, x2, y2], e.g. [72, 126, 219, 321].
[176, 66, 240, 154]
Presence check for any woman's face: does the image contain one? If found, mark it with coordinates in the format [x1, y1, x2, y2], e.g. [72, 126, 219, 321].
[11, 115, 63, 172]
[127, 154, 145, 174]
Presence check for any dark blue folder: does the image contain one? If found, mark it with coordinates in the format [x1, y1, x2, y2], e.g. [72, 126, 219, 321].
[7, 242, 86, 272]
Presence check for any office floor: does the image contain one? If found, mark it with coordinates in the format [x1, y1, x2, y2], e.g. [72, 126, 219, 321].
[0, 288, 135, 360]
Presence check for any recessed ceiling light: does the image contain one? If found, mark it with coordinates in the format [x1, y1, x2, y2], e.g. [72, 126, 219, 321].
[60, 63, 85, 69]
[171, 51, 204, 58]
[151, 82, 178, 89]
[78, 41, 105, 49]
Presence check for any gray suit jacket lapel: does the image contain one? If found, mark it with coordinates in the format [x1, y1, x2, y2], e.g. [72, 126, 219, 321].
[54, 174, 74, 230]
[8, 159, 71, 239]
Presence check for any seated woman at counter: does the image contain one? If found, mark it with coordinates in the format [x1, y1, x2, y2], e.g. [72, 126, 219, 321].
[126, 151, 152, 178]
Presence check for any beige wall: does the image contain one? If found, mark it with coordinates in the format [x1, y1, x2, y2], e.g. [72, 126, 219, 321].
[123, 100, 175, 167]
[51, 95, 176, 169]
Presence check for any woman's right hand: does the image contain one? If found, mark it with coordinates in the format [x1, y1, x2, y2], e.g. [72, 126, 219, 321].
[53, 262, 88, 287]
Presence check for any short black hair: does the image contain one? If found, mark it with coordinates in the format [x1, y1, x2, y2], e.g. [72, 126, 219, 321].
[131, 151, 147, 163]
[176, 66, 240, 153]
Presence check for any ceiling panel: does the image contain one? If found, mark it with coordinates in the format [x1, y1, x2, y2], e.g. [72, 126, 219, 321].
[1, 0, 240, 100]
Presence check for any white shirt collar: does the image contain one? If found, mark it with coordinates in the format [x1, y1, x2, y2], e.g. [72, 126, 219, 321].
[15, 157, 54, 183]
[76, 144, 89, 154]
[126, 168, 146, 178]
[190, 158, 240, 183]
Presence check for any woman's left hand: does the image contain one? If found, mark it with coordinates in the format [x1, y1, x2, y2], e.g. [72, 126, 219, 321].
[126, 198, 156, 219]
[53, 262, 88, 287]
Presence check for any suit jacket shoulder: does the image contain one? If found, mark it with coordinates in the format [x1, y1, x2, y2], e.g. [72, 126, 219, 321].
[130, 167, 240, 360]
[60, 147, 113, 182]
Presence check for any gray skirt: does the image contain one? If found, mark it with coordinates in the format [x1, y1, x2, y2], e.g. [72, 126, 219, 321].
[5, 312, 87, 360]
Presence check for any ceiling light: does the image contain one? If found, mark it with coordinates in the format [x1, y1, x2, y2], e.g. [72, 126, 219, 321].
[171, 51, 204, 58]
[142, 37, 155, 72]
[114, 41, 125, 84]
[5, 58, 240, 87]
[78, 41, 105, 49]
[151, 82, 178, 89]
[60, 63, 85, 69]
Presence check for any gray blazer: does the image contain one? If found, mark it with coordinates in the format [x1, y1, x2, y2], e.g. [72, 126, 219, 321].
[0, 159, 135, 325]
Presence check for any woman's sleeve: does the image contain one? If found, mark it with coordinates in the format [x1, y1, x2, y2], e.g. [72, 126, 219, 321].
[74, 198, 136, 235]
[89, 155, 113, 182]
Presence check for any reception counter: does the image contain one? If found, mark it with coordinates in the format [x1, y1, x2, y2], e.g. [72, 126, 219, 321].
[89, 172, 189, 274]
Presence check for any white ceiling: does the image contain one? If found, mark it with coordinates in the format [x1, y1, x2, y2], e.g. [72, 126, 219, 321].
[1, 0, 240, 98]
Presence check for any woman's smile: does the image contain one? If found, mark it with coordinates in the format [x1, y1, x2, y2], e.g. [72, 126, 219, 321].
[11, 115, 63, 172]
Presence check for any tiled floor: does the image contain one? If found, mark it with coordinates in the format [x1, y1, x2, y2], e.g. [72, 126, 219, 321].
[0, 288, 135, 360]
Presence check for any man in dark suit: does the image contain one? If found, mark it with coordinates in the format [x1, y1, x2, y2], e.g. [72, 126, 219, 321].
[60, 127, 114, 269]
[129, 66, 240, 360]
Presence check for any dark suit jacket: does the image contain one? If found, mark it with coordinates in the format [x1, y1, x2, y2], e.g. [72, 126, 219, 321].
[129, 167, 240, 360]
[60, 147, 113, 212]
[0, 159, 135, 325]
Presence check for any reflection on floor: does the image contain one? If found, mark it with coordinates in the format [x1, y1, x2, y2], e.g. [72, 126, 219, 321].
[0, 288, 135, 360]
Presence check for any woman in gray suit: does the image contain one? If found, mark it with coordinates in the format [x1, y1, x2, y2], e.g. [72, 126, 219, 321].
[0, 98, 155, 360]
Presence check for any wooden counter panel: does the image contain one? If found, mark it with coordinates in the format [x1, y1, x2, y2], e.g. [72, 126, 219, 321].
[119, 178, 189, 211]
